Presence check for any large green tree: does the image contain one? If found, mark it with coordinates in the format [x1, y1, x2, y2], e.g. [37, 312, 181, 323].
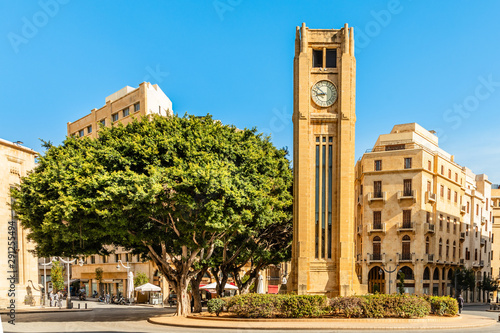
[12, 115, 292, 316]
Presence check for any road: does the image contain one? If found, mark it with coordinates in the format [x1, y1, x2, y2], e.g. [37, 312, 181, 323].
[1, 301, 499, 333]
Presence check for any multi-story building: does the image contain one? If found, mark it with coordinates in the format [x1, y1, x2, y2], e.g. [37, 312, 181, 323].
[66, 82, 173, 301]
[0, 139, 40, 308]
[355, 123, 492, 302]
[67, 81, 173, 138]
[491, 185, 500, 302]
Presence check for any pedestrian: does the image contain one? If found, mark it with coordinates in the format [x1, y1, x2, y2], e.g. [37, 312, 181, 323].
[457, 294, 464, 314]
[49, 290, 54, 307]
[57, 291, 64, 309]
[105, 292, 110, 304]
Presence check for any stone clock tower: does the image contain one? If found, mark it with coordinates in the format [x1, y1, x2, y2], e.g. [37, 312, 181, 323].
[290, 23, 366, 296]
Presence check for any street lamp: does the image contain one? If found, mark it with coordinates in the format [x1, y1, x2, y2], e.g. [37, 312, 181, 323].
[116, 259, 132, 304]
[381, 259, 399, 295]
[53, 257, 83, 309]
[40, 258, 53, 307]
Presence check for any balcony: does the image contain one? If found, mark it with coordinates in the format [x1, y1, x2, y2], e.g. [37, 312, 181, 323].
[481, 217, 487, 225]
[480, 260, 485, 267]
[397, 190, 416, 202]
[460, 232, 465, 241]
[397, 222, 415, 233]
[426, 191, 436, 203]
[367, 223, 386, 234]
[481, 238, 486, 246]
[424, 223, 435, 234]
[399, 253, 413, 262]
[460, 205, 466, 214]
[426, 254, 434, 263]
[369, 253, 383, 262]
[460, 258, 465, 265]
[368, 192, 386, 203]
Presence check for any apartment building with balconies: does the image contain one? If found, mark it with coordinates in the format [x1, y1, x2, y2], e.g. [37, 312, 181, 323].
[355, 123, 492, 302]
[491, 185, 500, 302]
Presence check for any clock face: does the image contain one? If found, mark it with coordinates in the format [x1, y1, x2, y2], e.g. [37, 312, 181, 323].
[311, 80, 337, 107]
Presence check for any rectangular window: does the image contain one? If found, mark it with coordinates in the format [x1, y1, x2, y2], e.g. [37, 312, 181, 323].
[102, 256, 107, 264]
[440, 214, 443, 231]
[374, 181, 382, 198]
[467, 202, 470, 213]
[79, 129, 84, 137]
[455, 173, 458, 182]
[91, 256, 95, 264]
[100, 119, 106, 126]
[447, 188, 451, 200]
[426, 211, 431, 223]
[454, 191, 458, 203]
[428, 160, 432, 171]
[373, 211, 382, 229]
[403, 179, 412, 196]
[440, 185, 444, 197]
[375, 160, 382, 171]
[115, 254, 121, 262]
[403, 210, 411, 228]
[134, 102, 140, 112]
[404, 158, 412, 169]
[325, 49, 337, 68]
[123, 107, 129, 117]
[87, 125, 92, 134]
[441, 165, 444, 175]
[427, 181, 431, 192]
[312, 49, 323, 68]
[112, 113, 119, 122]
[448, 169, 452, 178]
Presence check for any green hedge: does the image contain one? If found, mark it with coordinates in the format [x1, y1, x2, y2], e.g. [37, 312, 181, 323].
[225, 294, 328, 318]
[330, 294, 430, 318]
[422, 296, 458, 316]
[207, 298, 226, 316]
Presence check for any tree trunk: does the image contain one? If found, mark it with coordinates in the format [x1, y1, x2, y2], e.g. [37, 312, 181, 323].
[190, 268, 207, 313]
[175, 280, 190, 317]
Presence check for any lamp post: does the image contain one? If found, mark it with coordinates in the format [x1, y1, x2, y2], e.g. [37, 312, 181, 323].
[54, 257, 83, 309]
[116, 259, 132, 304]
[381, 260, 399, 295]
[40, 258, 53, 307]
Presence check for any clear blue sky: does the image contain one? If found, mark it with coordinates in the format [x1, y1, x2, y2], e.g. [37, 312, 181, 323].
[1, 1, 500, 182]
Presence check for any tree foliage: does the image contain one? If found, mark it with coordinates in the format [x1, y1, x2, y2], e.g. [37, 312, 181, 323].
[478, 275, 499, 292]
[453, 267, 476, 292]
[134, 272, 149, 287]
[51, 260, 64, 292]
[12, 115, 292, 316]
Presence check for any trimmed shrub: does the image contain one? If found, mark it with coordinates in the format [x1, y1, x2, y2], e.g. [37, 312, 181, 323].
[207, 298, 226, 316]
[424, 296, 458, 316]
[225, 294, 328, 318]
[329, 294, 430, 319]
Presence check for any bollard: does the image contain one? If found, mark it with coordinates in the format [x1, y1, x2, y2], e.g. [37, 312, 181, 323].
[78, 303, 80, 309]
[85, 303, 87, 309]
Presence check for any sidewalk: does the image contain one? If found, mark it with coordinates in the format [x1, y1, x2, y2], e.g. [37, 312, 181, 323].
[148, 314, 498, 330]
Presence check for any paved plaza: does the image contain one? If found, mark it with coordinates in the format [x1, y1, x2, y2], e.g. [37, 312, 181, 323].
[1, 301, 499, 333]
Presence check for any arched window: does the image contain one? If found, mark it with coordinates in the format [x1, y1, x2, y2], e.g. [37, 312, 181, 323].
[433, 267, 440, 280]
[442, 267, 446, 280]
[439, 238, 442, 258]
[453, 241, 456, 260]
[425, 237, 430, 254]
[372, 236, 381, 260]
[402, 235, 411, 260]
[423, 267, 430, 280]
[399, 266, 414, 280]
[446, 239, 449, 258]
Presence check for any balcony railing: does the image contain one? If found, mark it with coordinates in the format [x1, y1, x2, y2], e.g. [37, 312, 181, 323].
[427, 254, 434, 263]
[399, 253, 413, 262]
[461, 205, 466, 214]
[369, 253, 383, 262]
[367, 223, 386, 234]
[368, 192, 386, 203]
[460, 232, 465, 240]
[397, 190, 416, 202]
[426, 191, 436, 203]
[424, 223, 435, 233]
[397, 222, 415, 233]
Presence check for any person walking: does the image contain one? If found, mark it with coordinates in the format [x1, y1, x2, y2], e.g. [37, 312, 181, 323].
[105, 292, 110, 304]
[458, 294, 464, 314]
[57, 291, 64, 309]
[48, 291, 54, 307]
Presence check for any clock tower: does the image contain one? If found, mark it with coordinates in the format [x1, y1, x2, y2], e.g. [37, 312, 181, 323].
[290, 23, 366, 296]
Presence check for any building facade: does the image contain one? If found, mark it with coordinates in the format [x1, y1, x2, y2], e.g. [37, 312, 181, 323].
[66, 82, 174, 301]
[491, 185, 500, 302]
[0, 139, 40, 308]
[67, 82, 173, 138]
[290, 23, 365, 296]
[355, 123, 493, 302]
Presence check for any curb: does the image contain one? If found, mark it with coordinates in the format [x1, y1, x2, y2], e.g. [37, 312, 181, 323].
[0, 308, 93, 314]
[148, 314, 498, 331]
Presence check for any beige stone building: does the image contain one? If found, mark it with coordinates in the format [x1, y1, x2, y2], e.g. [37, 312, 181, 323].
[290, 23, 365, 296]
[355, 123, 493, 302]
[67, 81, 173, 138]
[0, 139, 40, 308]
[491, 185, 500, 302]
[66, 82, 174, 301]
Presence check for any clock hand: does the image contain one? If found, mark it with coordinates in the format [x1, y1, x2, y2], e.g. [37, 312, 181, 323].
[315, 88, 326, 96]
